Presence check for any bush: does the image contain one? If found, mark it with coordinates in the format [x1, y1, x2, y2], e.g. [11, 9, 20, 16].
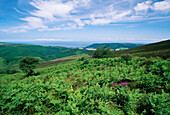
[137, 92, 170, 114]
[19, 56, 39, 75]
[121, 55, 132, 63]
[92, 45, 112, 58]
[78, 54, 89, 61]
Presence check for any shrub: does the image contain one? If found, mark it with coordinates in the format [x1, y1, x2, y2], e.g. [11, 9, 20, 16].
[78, 54, 89, 61]
[137, 92, 170, 114]
[121, 55, 132, 63]
[92, 45, 112, 58]
[19, 56, 39, 75]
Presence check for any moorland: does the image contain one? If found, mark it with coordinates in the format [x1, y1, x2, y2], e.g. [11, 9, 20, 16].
[0, 40, 170, 114]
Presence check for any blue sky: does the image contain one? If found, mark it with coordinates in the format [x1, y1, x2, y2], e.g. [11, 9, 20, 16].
[0, 0, 170, 43]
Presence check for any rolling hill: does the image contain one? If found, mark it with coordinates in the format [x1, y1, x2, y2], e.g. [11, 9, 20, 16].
[1, 55, 169, 114]
[0, 43, 92, 74]
[85, 43, 143, 50]
[112, 40, 170, 59]
[0, 43, 91, 60]
[0, 41, 170, 114]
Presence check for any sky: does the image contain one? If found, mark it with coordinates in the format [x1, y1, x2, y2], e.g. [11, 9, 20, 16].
[0, 0, 170, 43]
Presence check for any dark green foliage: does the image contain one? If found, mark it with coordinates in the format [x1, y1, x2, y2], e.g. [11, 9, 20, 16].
[85, 43, 143, 50]
[0, 44, 92, 61]
[77, 54, 89, 61]
[121, 55, 132, 62]
[1, 56, 169, 114]
[19, 56, 40, 75]
[0, 43, 92, 73]
[0, 57, 22, 74]
[0, 69, 19, 74]
[112, 40, 170, 59]
[137, 92, 170, 114]
[92, 45, 112, 58]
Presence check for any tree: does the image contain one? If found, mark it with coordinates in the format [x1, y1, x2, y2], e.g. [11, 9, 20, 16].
[92, 45, 112, 58]
[19, 56, 39, 75]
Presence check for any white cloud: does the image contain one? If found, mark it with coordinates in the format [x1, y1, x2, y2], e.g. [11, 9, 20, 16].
[20, 17, 47, 29]
[35, 38, 56, 41]
[153, 0, 170, 11]
[134, 1, 152, 12]
[29, 0, 74, 20]
[35, 38, 71, 41]
[0, 26, 28, 33]
[1, 0, 170, 33]
[14, 8, 26, 15]
[134, 0, 170, 13]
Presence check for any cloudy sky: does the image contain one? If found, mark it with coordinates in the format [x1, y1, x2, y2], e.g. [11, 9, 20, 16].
[0, 0, 170, 43]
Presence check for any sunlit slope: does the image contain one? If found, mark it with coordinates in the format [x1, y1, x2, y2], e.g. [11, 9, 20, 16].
[1, 56, 169, 114]
[37, 55, 81, 68]
[112, 40, 170, 58]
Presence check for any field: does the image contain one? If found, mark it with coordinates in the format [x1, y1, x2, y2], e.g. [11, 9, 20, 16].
[1, 55, 169, 114]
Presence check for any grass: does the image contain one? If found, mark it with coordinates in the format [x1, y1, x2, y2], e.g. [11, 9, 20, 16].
[37, 55, 81, 68]
[112, 40, 170, 59]
[0, 57, 4, 68]
[0, 43, 92, 74]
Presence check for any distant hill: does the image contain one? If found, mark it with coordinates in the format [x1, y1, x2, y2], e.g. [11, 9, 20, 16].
[85, 43, 143, 50]
[0, 43, 91, 60]
[0, 43, 92, 74]
[112, 40, 170, 59]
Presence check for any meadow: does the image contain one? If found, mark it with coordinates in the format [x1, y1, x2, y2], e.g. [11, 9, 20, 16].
[1, 55, 169, 114]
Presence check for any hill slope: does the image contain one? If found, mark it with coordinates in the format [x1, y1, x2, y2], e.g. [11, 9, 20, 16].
[85, 43, 143, 50]
[0, 43, 92, 74]
[112, 40, 170, 58]
[0, 43, 91, 60]
[1, 56, 169, 114]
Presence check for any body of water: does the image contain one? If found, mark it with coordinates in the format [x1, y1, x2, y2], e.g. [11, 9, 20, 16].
[7, 41, 92, 48]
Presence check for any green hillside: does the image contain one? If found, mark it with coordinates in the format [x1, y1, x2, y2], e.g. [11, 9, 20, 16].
[1, 55, 169, 114]
[112, 40, 170, 59]
[0, 43, 91, 60]
[0, 43, 92, 74]
[85, 43, 143, 50]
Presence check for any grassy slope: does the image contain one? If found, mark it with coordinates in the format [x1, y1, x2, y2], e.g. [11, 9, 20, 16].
[1, 56, 169, 114]
[85, 43, 143, 50]
[37, 55, 81, 68]
[0, 44, 91, 60]
[0, 43, 92, 73]
[112, 40, 170, 58]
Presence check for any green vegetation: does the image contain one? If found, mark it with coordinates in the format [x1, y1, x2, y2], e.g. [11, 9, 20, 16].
[0, 43, 92, 74]
[38, 55, 81, 68]
[19, 56, 40, 76]
[0, 43, 92, 60]
[1, 55, 169, 114]
[0, 40, 169, 114]
[112, 40, 170, 59]
[85, 43, 143, 50]
[0, 56, 22, 74]
[92, 45, 113, 58]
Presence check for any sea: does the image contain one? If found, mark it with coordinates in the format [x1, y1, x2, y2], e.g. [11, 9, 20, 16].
[7, 41, 93, 48]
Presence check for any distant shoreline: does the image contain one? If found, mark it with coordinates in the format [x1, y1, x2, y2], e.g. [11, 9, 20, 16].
[0, 41, 146, 48]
